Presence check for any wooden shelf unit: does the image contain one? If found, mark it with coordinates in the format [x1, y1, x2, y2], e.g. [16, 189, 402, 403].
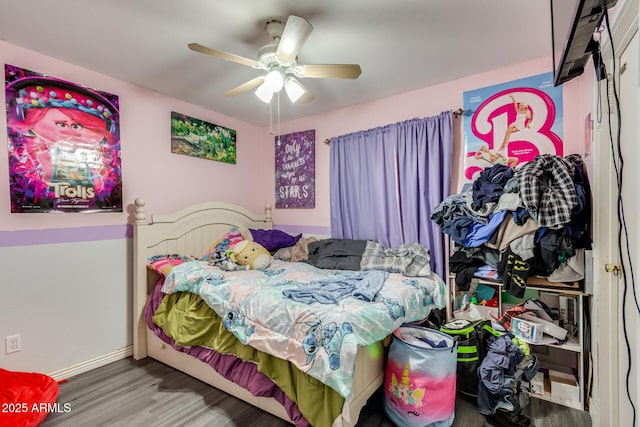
[445, 274, 590, 411]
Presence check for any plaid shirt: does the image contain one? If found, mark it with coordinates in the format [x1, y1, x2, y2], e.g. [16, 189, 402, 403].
[517, 154, 578, 229]
[360, 241, 431, 276]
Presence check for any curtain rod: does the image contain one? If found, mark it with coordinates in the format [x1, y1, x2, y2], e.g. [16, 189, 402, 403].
[324, 108, 467, 145]
[453, 108, 470, 118]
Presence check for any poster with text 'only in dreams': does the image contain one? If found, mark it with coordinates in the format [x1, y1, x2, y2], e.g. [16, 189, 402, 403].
[275, 129, 315, 208]
[463, 72, 563, 182]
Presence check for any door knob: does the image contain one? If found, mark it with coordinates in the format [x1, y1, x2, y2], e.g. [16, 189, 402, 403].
[605, 263, 621, 275]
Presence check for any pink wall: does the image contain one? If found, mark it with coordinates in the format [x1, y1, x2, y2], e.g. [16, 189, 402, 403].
[0, 40, 269, 232]
[269, 57, 588, 231]
[1, 39, 590, 235]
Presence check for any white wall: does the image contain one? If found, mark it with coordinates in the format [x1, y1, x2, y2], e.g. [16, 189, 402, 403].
[0, 239, 129, 374]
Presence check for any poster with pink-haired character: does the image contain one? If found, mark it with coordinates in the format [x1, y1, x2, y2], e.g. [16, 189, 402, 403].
[462, 72, 563, 182]
[5, 64, 122, 213]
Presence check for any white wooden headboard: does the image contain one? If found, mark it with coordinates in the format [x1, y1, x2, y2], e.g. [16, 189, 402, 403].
[132, 197, 272, 359]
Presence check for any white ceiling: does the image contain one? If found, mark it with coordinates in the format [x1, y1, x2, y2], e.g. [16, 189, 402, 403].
[0, 1, 552, 127]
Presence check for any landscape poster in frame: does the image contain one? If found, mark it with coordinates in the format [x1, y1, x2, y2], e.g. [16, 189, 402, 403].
[5, 64, 122, 213]
[275, 129, 315, 208]
[170, 112, 236, 164]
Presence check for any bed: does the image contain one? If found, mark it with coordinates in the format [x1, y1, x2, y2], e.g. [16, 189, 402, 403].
[132, 198, 447, 427]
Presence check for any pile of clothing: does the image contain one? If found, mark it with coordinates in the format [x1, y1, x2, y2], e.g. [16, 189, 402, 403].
[431, 153, 591, 297]
[478, 334, 540, 427]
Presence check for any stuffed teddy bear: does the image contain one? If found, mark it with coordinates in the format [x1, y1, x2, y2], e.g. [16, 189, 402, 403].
[228, 240, 272, 270]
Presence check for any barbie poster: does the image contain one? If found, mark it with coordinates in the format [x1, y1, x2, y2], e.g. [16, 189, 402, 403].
[5, 65, 122, 213]
[462, 72, 563, 181]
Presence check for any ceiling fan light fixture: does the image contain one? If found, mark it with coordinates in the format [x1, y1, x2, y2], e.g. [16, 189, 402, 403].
[255, 83, 274, 103]
[284, 77, 306, 103]
[264, 69, 284, 92]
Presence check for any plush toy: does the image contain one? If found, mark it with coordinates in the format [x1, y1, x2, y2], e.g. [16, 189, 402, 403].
[229, 240, 272, 270]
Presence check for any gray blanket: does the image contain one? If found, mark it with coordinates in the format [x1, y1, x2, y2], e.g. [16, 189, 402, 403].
[306, 238, 431, 277]
[306, 238, 368, 270]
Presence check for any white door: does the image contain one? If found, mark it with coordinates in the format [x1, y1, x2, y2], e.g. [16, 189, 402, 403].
[616, 27, 640, 426]
[593, 4, 639, 426]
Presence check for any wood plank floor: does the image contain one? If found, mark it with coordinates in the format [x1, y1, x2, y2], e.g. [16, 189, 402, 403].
[40, 357, 592, 426]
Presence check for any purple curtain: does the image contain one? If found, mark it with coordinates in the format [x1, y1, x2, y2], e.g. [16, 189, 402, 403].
[330, 125, 402, 247]
[330, 112, 453, 277]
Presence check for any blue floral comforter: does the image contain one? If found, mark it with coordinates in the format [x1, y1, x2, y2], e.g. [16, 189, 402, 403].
[161, 259, 446, 398]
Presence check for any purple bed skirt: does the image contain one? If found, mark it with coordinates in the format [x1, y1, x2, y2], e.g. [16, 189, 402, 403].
[144, 279, 311, 426]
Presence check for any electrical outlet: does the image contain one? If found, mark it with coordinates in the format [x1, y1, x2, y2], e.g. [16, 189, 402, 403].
[5, 334, 21, 354]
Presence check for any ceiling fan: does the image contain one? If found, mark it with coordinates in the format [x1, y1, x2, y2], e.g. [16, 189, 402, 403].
[188, 15, 362, 104]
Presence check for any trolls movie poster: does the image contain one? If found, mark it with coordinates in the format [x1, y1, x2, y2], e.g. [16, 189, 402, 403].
[5, 64, 122, 213]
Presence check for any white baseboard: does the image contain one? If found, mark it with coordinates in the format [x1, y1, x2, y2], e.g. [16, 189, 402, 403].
[47, 345, 133, 381]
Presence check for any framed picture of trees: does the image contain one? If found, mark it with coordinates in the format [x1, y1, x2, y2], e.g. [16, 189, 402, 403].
[170, 112, 236, 164]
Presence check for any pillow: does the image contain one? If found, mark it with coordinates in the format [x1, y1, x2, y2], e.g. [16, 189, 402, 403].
[249, 228, 302, 252]
[201, 227, 245, 261]
[274, 236, 318, 262]
[147, 254, 197, 276]
[0, 368, 60, 427]
[273, 246, 293, 261]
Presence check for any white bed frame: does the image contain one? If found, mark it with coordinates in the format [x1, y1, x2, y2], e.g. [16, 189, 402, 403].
[132, 198, 384, 426]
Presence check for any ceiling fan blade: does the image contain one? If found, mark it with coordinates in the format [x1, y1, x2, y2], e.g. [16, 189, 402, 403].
[295, 64, 362, 79]
[276, 15, 313, 64]
[225, 76, 265, 96]
[188, 43, 259, 68]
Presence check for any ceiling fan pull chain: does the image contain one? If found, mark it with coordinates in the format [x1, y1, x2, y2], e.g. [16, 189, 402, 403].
[268, 97, 273, 135]
[277, 91, 281, 140]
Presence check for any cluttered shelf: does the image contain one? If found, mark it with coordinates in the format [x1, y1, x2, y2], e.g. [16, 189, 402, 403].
[445, 272, 589, 410]
[445, 273, 585, 322]
[446, 273, 586, 349]
[531, 334, 580, 353]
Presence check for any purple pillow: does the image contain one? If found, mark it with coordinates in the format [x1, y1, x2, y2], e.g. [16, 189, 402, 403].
[249, 229, 302, 252]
